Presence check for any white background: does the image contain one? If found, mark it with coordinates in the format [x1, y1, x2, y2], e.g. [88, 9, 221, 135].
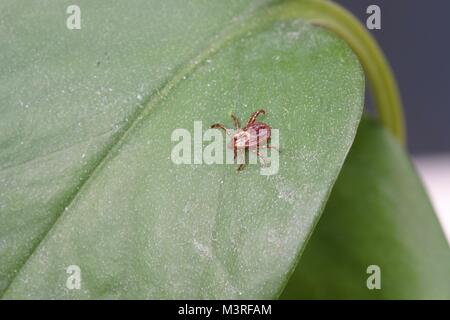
[414, 154, 450, 244]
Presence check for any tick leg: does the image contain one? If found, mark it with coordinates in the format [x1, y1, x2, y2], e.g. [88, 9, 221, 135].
[247, 109, 266, 126]
[231, 114, 241, 129]
[211, 123, 227, 133]
[250, 148, 268, 166]
[259, 144, 279, 152]
[237, 163, 246, 171]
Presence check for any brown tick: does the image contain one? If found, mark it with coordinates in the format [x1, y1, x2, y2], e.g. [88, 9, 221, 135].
[211, 109, 275, 171]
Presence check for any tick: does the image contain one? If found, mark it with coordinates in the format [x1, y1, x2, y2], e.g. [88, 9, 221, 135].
[211, 109, 275, 171]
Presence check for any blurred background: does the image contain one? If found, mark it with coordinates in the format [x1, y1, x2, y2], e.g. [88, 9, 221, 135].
[335, 0, 450, 241]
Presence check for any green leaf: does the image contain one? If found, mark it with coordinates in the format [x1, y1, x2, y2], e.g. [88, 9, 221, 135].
[280, 118, 450, 299]
[0, 0, 365, 298]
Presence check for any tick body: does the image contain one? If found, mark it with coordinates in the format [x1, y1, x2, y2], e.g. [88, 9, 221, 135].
[211, 109, 274, 171]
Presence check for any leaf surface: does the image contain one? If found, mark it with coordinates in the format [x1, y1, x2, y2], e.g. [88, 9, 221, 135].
[0, 0, 364, 298]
